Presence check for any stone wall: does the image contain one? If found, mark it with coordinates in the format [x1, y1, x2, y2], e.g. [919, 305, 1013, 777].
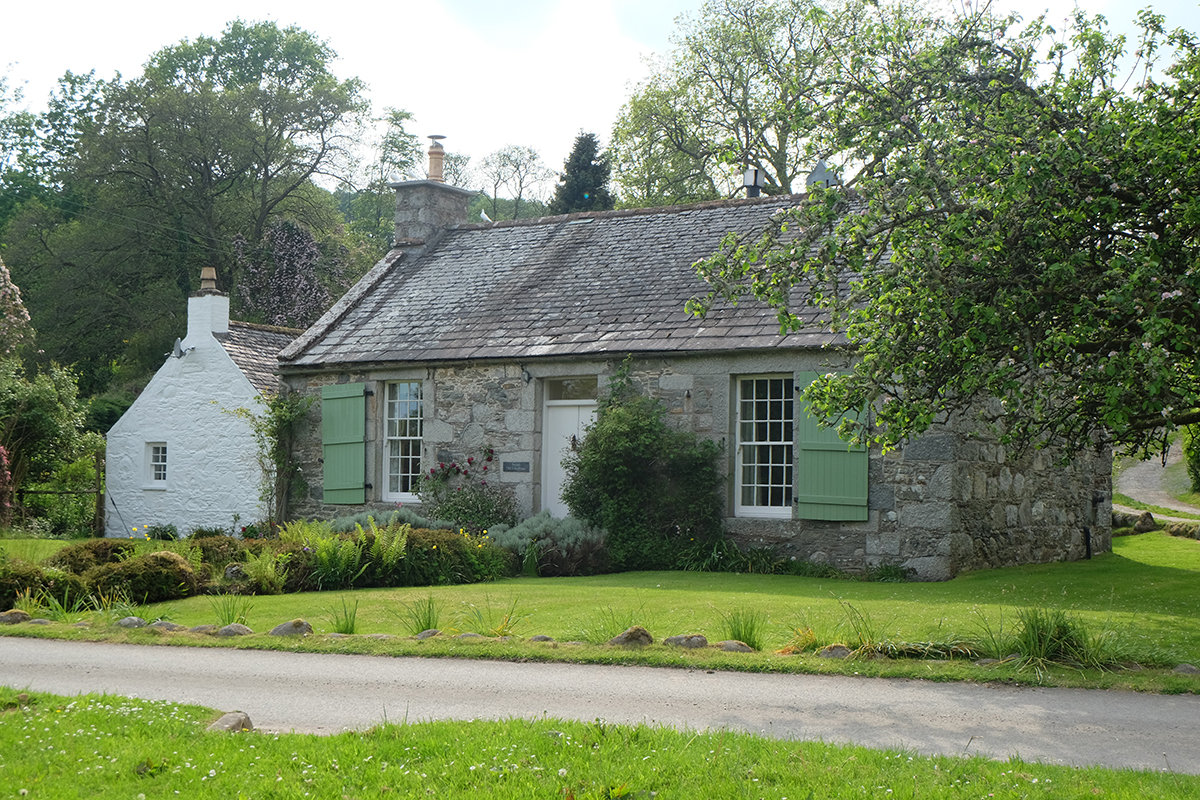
[281, 352, 1111, 580]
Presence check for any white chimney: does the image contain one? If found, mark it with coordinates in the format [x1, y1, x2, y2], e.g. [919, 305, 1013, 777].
[185, 265, 229, 343]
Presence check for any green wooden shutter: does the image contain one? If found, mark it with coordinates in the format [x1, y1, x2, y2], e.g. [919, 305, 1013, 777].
[322, 383, 366, 504]
[795, 371, 868, 521]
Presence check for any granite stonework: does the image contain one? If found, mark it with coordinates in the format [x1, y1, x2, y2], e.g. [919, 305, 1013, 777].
[282, 351, 1111, 581]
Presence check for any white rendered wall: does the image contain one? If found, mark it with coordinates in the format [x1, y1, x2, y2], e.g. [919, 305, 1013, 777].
[105, 296, 263, 537]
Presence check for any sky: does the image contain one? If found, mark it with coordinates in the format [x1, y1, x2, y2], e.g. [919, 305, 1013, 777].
[4, 0, 1199, 188]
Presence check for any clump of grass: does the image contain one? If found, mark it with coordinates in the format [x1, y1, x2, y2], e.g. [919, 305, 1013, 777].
[457, 596, 526, 637]
[719, 606, 768, 650]
[87, 587, 137, 625]
[208, 593, 253, 627]
[324, 597, 359, 635]
[393, 594, 441, 635]
[576, 605, 646, 644]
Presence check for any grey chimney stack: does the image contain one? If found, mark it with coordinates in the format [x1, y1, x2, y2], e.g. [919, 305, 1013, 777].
[388, 135, 474, 247]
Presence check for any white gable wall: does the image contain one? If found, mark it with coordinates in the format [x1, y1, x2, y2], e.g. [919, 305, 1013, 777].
[105, 294, 263, 537]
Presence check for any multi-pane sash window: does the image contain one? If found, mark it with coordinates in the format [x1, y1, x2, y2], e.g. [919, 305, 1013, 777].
[385, 381, 423, 498]
[736, 376, 794, 516]
[148, 443, 167, 484]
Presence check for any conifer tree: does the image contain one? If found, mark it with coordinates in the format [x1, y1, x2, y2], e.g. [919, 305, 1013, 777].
[548, 133, 614, 214]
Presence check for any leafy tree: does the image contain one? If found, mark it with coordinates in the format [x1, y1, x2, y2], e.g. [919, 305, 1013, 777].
[0, 359, 87, 489]
[547, 132, 615, 214]
[234, 220, 335, 329]
[339, 108, 422, 251]
[478, 145, 552, 220]
[690, 5, 1200, 459]
[611, 0, 858, 205]
[2, 20, 367, 390]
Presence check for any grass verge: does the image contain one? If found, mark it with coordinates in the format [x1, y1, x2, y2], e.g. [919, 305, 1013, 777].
[4, 532, 1200, 692]
[1113, 492, 1200, 521]
[2, 688, 1198, 798]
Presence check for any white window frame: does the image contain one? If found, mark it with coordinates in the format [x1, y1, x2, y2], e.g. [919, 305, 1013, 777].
[734, 375, 794, 518]
[145, 442, 168, 489]
[382, 380, 423, 502]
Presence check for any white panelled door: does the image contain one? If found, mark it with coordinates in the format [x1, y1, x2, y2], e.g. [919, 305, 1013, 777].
[541, 399, 596, 517]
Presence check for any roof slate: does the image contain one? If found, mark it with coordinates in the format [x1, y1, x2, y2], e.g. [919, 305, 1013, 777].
[216, 321, 300, 395]
[281, 194, 840, 368]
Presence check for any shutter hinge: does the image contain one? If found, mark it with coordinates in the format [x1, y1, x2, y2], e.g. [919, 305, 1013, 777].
[364, 389, 375, 397]
[364, 482, 373, 490]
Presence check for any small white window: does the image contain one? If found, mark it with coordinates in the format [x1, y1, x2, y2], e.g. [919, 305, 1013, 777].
[147, 443, 168, 486]
[383, 381, 423, 501]
[735, 376, 794, 517]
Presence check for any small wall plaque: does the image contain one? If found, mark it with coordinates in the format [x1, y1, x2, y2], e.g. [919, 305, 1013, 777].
[502, 461, 530, 473]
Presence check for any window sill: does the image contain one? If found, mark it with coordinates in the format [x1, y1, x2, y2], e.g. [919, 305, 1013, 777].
[734, 507, 793, 520]
[142, 484, 168, 491]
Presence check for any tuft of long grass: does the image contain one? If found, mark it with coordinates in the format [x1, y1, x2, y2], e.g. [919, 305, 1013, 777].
[207, 593, 253, 627]
[325, 597, 359, 634]
[393, 594, 441, 635]
[457, 596, 526, 637]
[576, 604, 647, 644]
[719, 606, 768, 650]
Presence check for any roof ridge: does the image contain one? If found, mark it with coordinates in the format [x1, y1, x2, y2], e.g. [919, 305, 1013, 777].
[229, 319, 303, 336]
[457, 193, 804, 231]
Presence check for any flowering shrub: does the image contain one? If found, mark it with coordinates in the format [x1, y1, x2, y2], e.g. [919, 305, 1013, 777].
[416, 448, 518, 533]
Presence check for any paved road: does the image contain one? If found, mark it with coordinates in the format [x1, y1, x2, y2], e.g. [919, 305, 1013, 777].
[3, 638, 1198, 774]
[1117, 444, 1200, 517]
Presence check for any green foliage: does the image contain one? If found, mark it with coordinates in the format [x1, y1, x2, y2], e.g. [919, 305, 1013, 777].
[309, 535, 367, 591]
[399, 527, 514, 587]
[561, 360, 724, 571]
[456, 596, 527, 637]
[487, 511, 609, 577]
[84, 550, 199, 604]
[47, 537, 136, 575]
[547, 132, 614, 214]
[3, 20, 368, 392]
[477, 145, 552, 221]
[612, 0, 844, 204]
[228, 392, 313, 526]
[1183, 426, 1200, 493]
[21, 430, 103, 536]
[691, 4, 1200, 459]
[240, 549, 290, 595]
[0, 358, 87, 488]
[363, 519, 409, 585]
[0, 551, 87, 610]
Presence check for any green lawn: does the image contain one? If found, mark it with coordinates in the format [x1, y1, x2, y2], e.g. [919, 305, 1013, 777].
[3, 688, 1198, 798]
[5, 531, 1200, 692]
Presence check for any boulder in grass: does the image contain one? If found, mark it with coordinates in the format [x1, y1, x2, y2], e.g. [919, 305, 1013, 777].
[716, 640, 754, 653]
[664, 634, 708, 649]
[149, 620, 187, 632]
[817, 644, 853, 659]
[0, 609, 32, 625]
[1134, 511, 1157, 533]
[189, 624, 219, 635]
[607, 626, 653, 647]
[1174, 663, 1200, 675]
[207, 711, 253, 733]
[216, 623, 253, 637]
[116, 616, 147, 628]
[415, 629, 440, 640]
[268, 619, 313, 637]
[529, 635, 556, 643]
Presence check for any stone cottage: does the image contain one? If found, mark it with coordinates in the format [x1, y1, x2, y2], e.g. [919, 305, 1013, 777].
[105, 269, 298, 536]
[276, 143, 1111, 580]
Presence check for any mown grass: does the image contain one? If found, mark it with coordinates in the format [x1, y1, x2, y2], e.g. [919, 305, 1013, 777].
[2, 687, 1198, 798]
[5, 531, 1200, 692]
[0, 537, 73, 564]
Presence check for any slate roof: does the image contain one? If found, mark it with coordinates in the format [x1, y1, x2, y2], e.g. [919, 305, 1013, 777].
[280, 194, 840, 369]
[217, 321, 301, 395]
